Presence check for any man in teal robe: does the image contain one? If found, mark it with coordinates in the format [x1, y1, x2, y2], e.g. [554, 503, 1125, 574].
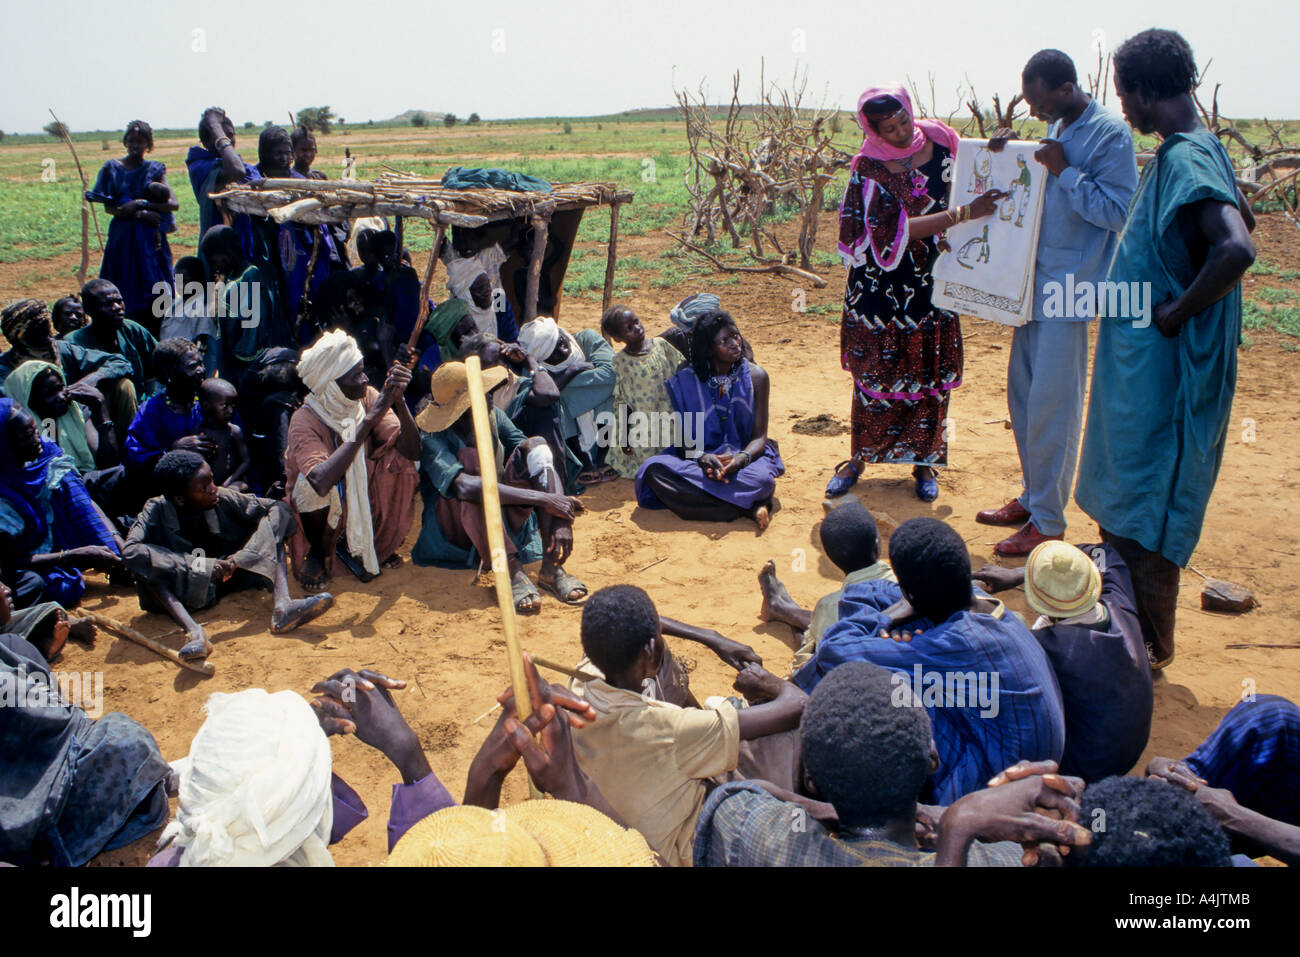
[1074, 29, 1256, 669]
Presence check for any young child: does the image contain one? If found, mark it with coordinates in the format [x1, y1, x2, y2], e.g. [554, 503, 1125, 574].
[198, 377, 251, 491]
[160, 256, 219, 375]
[601, 305, 684, 479]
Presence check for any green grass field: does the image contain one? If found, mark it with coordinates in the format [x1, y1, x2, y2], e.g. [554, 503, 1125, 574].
[3, 111, 1297, 327]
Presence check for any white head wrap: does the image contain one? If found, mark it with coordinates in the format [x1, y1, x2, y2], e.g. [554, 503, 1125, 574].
[445, 243, 507, 336]
[294, 329, 379, 576]
[517, 318, 597, 450]
[161, 689, 334, 867]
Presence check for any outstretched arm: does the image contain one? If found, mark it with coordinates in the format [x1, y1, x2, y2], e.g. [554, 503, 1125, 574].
[659, 615, 761, 670]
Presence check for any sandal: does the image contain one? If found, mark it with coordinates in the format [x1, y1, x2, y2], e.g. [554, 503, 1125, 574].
[913, 466, 939, 503]
[577, 465, 619, 485]
[538, 568, 589, 605]
[825, 460, 860, 498]
[511, 573, 541, 615]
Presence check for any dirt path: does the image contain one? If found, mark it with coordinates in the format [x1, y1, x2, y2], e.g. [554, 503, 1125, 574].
[59, 212, 1300, 866]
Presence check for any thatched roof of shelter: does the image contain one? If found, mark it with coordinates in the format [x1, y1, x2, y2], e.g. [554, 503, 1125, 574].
[211, 171, 634, 228]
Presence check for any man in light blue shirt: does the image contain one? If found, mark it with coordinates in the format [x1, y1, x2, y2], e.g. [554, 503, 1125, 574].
[978, 49, 1138, 556]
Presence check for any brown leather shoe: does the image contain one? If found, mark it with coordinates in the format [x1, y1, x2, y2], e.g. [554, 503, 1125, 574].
[994, 522, 1063, 557]
[976, 499, 1031, 527]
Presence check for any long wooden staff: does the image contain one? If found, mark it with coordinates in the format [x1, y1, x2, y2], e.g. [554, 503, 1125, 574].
[406, 222, 447, 353]
[48, 109, 104, 256]
[293, 230, 323, 343]
[78, 611, 216, 677]
[464, 355, 535, 791]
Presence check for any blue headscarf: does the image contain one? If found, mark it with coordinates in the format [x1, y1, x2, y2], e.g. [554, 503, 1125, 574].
[0, 398, 69, 550]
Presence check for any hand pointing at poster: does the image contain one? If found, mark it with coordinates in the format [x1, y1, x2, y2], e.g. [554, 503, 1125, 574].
[969, 189, 1008, 218]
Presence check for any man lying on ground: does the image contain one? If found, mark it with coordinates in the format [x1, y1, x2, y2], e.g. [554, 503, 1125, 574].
[568, 584, 808, 866]
[795, 516, 1065, 804]
[696, 661, 1091, 866]
[973, 540, 1152, 781]
[123, 450, 333, 660]
[757, 499, 896, 672]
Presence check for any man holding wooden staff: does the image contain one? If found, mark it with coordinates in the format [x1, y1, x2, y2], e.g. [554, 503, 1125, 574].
[412, 361, 587, 613]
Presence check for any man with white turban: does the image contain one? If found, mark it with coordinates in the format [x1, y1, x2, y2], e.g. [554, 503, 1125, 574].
[284, 330, 420, 591]
[155, 689, 336, 866]
[515, 317, 615, 488]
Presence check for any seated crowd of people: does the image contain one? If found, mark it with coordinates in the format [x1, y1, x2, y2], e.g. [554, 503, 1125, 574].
[1, 103, 1294, 870]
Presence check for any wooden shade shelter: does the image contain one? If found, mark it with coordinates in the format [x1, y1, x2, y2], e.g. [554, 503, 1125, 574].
[211, 172, 634, 322]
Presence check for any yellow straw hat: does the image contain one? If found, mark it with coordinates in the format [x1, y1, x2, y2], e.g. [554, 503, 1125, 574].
[414, 361, 508, 434]
[1023, 541, 1102, 620]
[504, 800, 658, 867]
[386, 805, 546, 867]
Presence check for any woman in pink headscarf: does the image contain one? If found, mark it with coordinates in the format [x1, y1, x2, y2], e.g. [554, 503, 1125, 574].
[825, 84, 1005, 503]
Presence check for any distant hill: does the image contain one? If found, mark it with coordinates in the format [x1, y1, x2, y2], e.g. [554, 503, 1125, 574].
[383, 109, 447, 125]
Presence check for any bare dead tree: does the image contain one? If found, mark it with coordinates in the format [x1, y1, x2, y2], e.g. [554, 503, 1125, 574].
[674, 62, 853, 270]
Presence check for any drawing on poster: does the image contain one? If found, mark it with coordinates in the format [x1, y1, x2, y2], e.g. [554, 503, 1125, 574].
[933, 138, 1047, 326]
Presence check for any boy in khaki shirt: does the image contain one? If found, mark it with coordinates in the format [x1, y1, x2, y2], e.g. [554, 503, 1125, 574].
[570, 585, 806, 866]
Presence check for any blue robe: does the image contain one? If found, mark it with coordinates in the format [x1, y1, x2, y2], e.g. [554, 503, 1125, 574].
[124, 393, 203, 472]
[794, 578, 1066, 804]
[1075, 128, 1242, 566]
[85, 160, 175, 315]
[635, 359, 784, 512]
[0, 399, 120, 607]
[185, 145, 256, 258]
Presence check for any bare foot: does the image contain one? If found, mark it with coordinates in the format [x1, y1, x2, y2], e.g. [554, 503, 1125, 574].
[753, 501, 772, 533]
[758, 560, 801, 627]
[271, 593, 335, 635]
[179, 631, 213, 660]
[381, 553, 403, 570]
[67, 618, 97, 647]
[299, 550, 328, 593]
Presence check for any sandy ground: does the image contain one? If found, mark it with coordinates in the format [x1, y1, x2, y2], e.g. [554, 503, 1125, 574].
[18, 209, 1293, 867]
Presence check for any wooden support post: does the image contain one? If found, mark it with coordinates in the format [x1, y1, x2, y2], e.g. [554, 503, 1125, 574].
[523, 207, 552, 323]
[601, 201, 622, 317]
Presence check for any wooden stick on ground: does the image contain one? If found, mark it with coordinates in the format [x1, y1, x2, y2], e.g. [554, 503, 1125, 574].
[78, 611, 215, 677]
[464, 354, 536, 796]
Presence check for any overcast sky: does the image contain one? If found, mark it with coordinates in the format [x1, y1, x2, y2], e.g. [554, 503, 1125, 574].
[4, 0, 1295, 133]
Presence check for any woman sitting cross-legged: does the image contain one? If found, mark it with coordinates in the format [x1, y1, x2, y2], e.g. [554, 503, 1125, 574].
[634, 310, 783, 532]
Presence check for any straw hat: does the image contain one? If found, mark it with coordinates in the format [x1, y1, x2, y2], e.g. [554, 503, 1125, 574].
[385, 801, 659, 867]
[1023, 541, 1102, 620]
[386, 805, 546, 867]
[414, 361, 508, 434]
[504, 800, 658, 867]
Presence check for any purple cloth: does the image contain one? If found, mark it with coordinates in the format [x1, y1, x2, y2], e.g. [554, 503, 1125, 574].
[634, 359, 784, 511]
[124, 394, 203, 471]
[85, 160, 175, 314]
[146, 770, 456, 865]
[387, 771, 457, 852]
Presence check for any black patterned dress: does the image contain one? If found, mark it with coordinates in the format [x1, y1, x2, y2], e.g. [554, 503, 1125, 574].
[838, 141, 962, 467]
